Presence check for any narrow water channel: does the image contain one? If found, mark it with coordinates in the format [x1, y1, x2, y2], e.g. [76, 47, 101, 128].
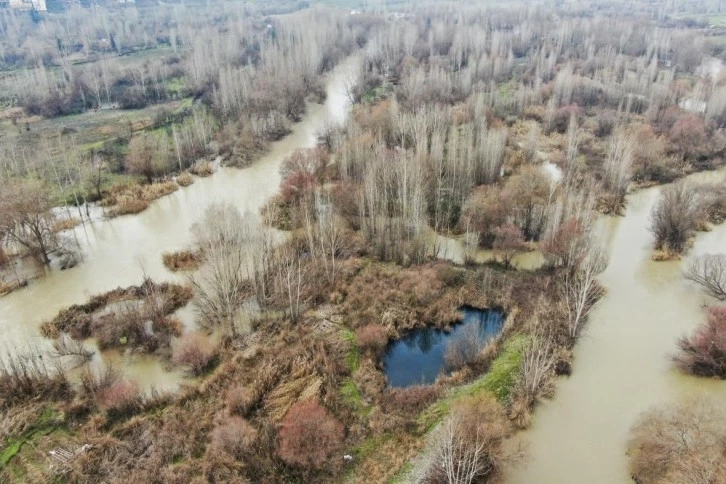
[507, 170, 726, 483]
[0, 57, 358, 392]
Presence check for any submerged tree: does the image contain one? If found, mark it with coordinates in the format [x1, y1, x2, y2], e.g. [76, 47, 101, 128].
[0, 180, 59, 265]
[649, 182, 701, 254]
[684, 254, 726, 301]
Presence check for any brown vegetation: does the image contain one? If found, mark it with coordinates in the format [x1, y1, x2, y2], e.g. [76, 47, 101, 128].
[277, 398, 345, 472]
[175, 172, 194, 187]
[649, 182, 701, 254]
[162, 250, 201, 272]
[673, 306, 726, 378]
[172, 333, 219, 376]
[628, 399, 726, 484]
[40, 279, 192, 352]
[101, 181, 179, 217]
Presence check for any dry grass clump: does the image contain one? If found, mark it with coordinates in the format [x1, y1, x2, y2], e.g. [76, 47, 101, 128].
[162, 250, 201, 272]
[355, 324, 388, 355]
[627, 399, 726, 484]
[210, 416, 258, 458]
[172, 333, 219, 376]
[40, 279, 192, 351]
[0, 279, 22, 296]
[190, 161, 214, 177]
[226, 384, 255, 417]
[103, 181, 179, 217]
[175, 172, 194, 187]
[52, 217, 81, 233]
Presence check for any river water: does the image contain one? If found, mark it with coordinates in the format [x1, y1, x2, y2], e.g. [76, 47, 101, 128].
[0, 57, 358, 392]
[507, 170, 726, 483]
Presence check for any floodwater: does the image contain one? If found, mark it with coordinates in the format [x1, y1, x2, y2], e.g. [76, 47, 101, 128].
[384, 307, 504, 388]
[507, 169, 726, 484]
[0, 57, 358, 392]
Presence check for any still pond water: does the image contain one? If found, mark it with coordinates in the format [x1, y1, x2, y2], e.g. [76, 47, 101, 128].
[384, 306, 504, 388]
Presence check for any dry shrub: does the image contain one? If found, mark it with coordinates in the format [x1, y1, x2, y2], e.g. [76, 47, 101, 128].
[97, 380, 142, 416]
[172, 333, 218, 376]
[355, 324, 388, 355]
[0, 279, 21, 297]
[52, 217, 81, 233]
[109, 198, 149, 217]
[176, 172, 194, 187]
[379, 385, 441, 416]
[628, 399, 726, 484]
[0, 348, 71, 409]
[673, 306, 726, 378]
[342, 264, 458, 332]
[162, 250, 201, 272]
[104, 181, 178, 217]
[426, 393, 520, 483]
[210, 416, 257, 458]
[277, 398, 345, 471]
[226, 385, 255, 416]
[190, 161, 214, 177]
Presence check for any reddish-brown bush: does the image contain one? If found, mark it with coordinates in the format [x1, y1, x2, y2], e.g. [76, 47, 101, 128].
[172, 334, 218, 376]
[355, 324, 388, 354]
[461, 185, 511, 246]
[210, 416, 258, 458]
[97, 380, 142, 415]
[673, 306, 726, 378]
[277, 398, 345, 471]
[669, 114, 708, 160]
[493, 224, 526, 268]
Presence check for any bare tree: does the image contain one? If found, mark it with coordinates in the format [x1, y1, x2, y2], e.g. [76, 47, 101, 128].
[603, 127, 635, 203]
[649, 182, 701, 254]
[189, 203, 252, 336]
[516, 326, 556, 408]
[426, 394, 519, 484]
[562, 244, 608, 342]
[275, 245, 305, 323]
[684, 254, 726, 301]
[0, 180, 59, 265]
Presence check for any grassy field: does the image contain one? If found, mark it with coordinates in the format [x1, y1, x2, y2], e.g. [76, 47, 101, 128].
[0, 97, 193, 152]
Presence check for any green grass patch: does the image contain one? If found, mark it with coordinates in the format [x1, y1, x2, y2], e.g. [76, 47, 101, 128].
[389, 461, 414, 484]
[416, 335, 528, 432]
[340, 327, 360, 372]
[166, 77, 187, 97]
[0, 406, 64, 469]
[340, 377, 371, 417]
[362, 82, 393, 104]
[465, 335, 527, 402]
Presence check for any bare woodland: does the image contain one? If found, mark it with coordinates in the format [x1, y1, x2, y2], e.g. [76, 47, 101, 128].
[2, 0, 726, 482]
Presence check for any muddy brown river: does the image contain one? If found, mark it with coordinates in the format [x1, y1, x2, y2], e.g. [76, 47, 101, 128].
[0, 57, 358, 392]
[507, 170, 726, 483]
